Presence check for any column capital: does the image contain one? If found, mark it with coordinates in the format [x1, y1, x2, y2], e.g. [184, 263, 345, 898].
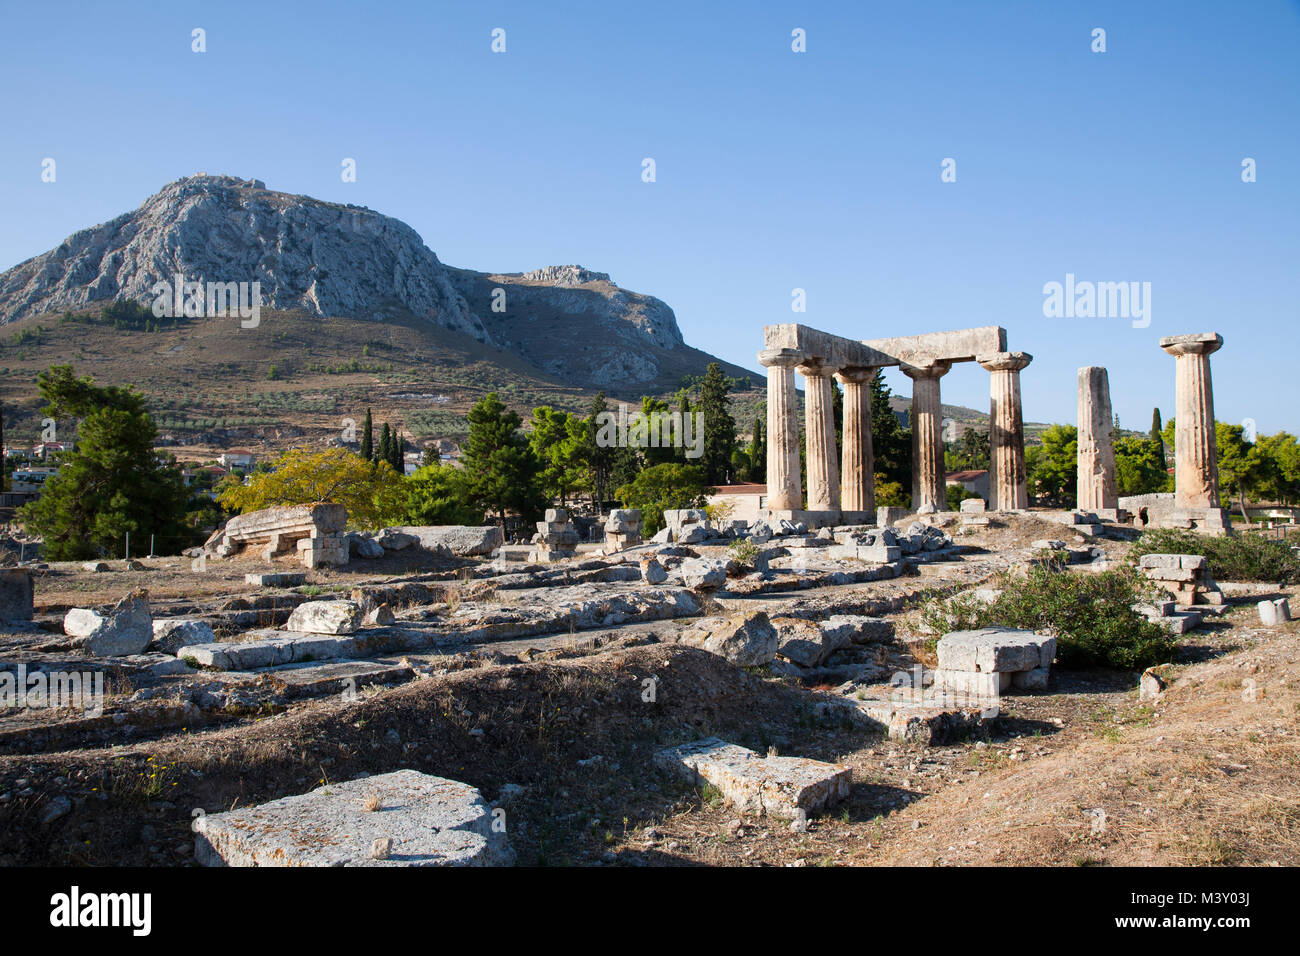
[834, 365, 877, 385]
[796, 358, 842, 378]
[1160, 332, 1223, 358]
[978, 351, 1033, 373]
[757, 347, 810, 369]
[900, 359, 952, 380]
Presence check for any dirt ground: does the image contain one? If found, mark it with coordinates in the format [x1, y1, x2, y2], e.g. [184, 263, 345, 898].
[1, 556, 1295, 867]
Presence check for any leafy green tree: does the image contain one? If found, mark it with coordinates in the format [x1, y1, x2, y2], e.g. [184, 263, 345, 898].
[615, 462, 712, 535]
[528, 406, 587, 506]
[697, 362, 736, 484]
[463, 392, 545, 528]
[1216, 422, 1265, 520]
[581, 392, 613, 510]
[871, 371, 911, 492]
[218, 447, 404, 529]
[1115, 436, 1169, 495]
[402, 463, 483, 525]
[1255, 432, 1300, 504]
[639, 396, 676, 467]
[19, 365, 192, 559]
[1027, 424, 1078, 506]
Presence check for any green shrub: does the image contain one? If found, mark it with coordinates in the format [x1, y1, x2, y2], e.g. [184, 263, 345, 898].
[921, 566, 1177, 671]
[1129, 528, 1300, 584]
[728, 537, 760, 567]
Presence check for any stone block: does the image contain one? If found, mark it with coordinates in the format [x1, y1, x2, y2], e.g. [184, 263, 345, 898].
[936, 627, 1053, 674]
[682, 612, 778, 666]
[193, 770, 515, 867]
[654, 738, 850, 818]
[1258, 598, 1291, 626]
[959, 498, 986, 514]
[1011, 666, 1050, 691]
[0, 569, 34, 621]
[151, 619, 217, 655]
[245, 572, 307, 587]
[285, 600, 363, 635]
[66, 589, 153, 657]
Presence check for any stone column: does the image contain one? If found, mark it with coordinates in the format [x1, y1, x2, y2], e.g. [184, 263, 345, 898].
[835, 366, 876, 515]
[1076, 366, 1118, 511]
[758, 347, 807, 512]
[978, 352, 1032, 511]
[901, 360, 952, 511]
[1160, 333, 1224, 510]
[798, 359, 842, 513]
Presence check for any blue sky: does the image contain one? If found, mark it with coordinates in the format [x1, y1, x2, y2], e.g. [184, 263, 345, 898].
[1, 1, 1297, 432]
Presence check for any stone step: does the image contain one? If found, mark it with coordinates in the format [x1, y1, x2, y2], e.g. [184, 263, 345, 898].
[818, 691, 993, 746]
[654, 738, 850, 818]
[193, 770, 515, 866]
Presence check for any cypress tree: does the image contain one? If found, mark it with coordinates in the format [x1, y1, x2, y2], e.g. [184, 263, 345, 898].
[360, 408, 373, 461]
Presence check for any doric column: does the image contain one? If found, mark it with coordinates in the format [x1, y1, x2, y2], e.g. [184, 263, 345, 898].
[835, 366, 876, 514]
[978, 351, 1032, 511]
[1160, 333, 1224, 509]
[901, 360, 952, 511]
[1076, 366, 1118, 511]
[797, 359, 841, 512]
[758, 347, 807, 512]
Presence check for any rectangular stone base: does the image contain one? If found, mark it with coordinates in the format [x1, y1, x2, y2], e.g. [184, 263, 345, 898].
[760, 508, 841, 529]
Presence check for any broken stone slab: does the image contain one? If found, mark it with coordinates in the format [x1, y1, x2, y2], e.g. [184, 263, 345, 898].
[770, 616, 850, 668]
[245, 572, 307, 587]
[654, 738, 850, 818]
[264, 659, 413, 697]
[936, 627, 1055, 674]
[389, 525, 503, 556]
[0, 569, 34, 621]
[64, 589, 153, 657]
[820, 692, 992, 745]
[151, 618, 217, 655]
[81, 561, 109, 572]
[284, 600, 364, 635]
[640, 558, 668, 584]
[822, 614, 895, 644]
[374, 528, 418, 551]
[681, 612, 779, 666]
[1258, 598, 1291, 626]
[355, 536, 386, 559]
[193, 769, 515, 867]
[680, 558, 728, 590]
[217, 503, 348, 560]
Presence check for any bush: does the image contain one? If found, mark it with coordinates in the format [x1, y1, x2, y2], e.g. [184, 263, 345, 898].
[1129, 528, 1300, 584]
[919, 565, 1177, 671]
[728, 537, 760, 567]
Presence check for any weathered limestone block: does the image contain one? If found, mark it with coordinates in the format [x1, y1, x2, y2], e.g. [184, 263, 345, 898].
[1139, 553, 1223, 605]
[936, 627, 1055, 673]
[193, 770, 515, 867]
[655, 738, 850, 818]
[151, 618, 216, 656]
[245, 572, 307, 587]
[217, 503, 348, 560]
[680, 558, 728, 590]
[65, 589, 153, 657]
[770, 616, 851, 668]
[603, 509, 643, 551]
[391, 525, 502, 556]
[959, 497, 986, 514]
[1258, 598, 1291, 626]
[296, 534, 348, 568]
[0, 568, 34, 621]
[285, 600, 363, 635]
[640, 557, 668, 584]
[682, 612, 778, 666]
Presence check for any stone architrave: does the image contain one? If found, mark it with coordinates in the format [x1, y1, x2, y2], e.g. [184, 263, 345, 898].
[835, 366, 877, 515]
[1160, 333, 1223, 510]
[901, 360, 952, 511]
[758, 348, 808, 512]
[1076, 366, 1118, 511]
[797, 359, 842, 513]
[978, 352, 1032, 511]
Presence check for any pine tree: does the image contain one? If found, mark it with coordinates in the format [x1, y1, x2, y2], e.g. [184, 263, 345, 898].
[583, 392, 612, 511]
[377, 423, 392, 467]
[360, 408, 373, 461]
[463, 392, 545, 528]
[390, 429, 405, 473]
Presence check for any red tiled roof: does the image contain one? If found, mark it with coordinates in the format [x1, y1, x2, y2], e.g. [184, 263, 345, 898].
[710, 484, 767, 494]
[945, 470, 988, 481]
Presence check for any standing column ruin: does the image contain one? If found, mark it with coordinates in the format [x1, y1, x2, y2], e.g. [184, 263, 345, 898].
[1076, 365, 1118, 512]
[836, 366, 876, 517]
[758, 347, 807, 512]
[1160, 333, 1224, 515]
[901, 360, 952, 511]
[798, 359, 842, 513]
[979, 351, 1032, 511]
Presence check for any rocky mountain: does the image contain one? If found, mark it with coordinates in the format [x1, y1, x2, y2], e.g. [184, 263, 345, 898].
[0, 175, 732, 391]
